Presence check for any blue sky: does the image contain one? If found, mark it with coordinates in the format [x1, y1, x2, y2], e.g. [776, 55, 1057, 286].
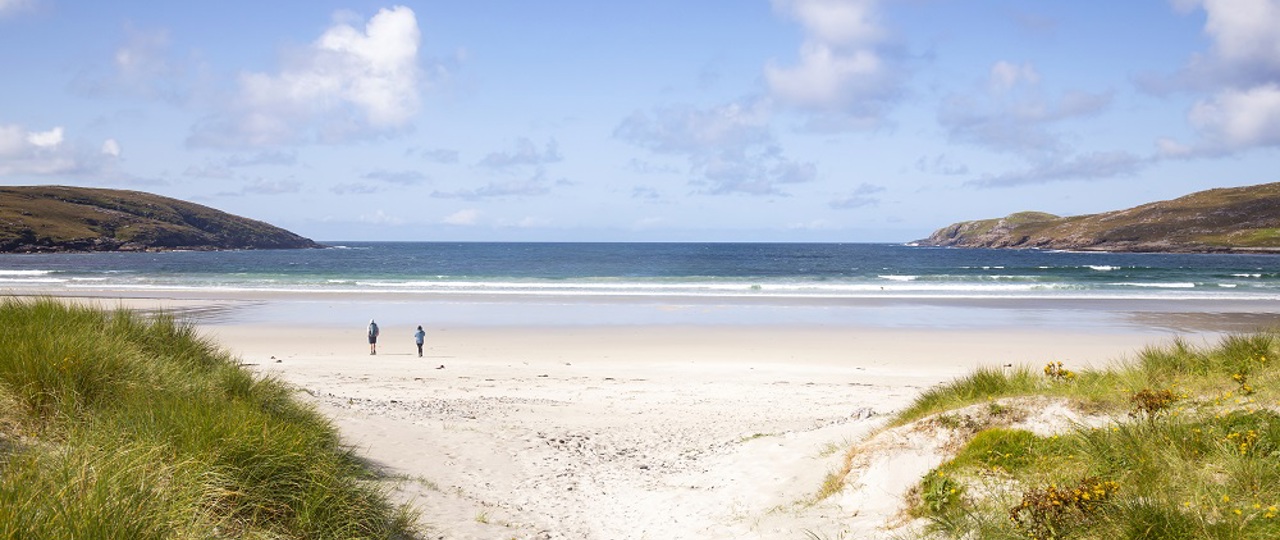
[1, 0, 1278, 242]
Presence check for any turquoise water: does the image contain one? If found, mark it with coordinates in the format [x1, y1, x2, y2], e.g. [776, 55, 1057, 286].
[1, 242, 1278, 301]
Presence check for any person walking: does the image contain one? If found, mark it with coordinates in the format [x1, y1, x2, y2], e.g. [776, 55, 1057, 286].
[367, 319, 380, 355]
[413, 325, 426, 357]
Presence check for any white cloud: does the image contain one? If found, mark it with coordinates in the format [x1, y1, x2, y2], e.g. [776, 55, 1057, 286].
[359, 209, 404, 225]
[969, 151, 1146, 187]
[614, 100, 817, 196]
[614, 101, 772, 155]
[0, 0, 36, 18]
[101, 138, 121, 157]
[69, 24, 196, 104]
[989, 61, 1039, 92]
[0, 125, 26, 156]
[1156, 137, 1193, 158]
[773, 0, 883, 44]
[442, 209, 480, 225]
[1197, 0, 1280, 79]
[766, 44, 882, 109]
[26, 127, 63, 148]
[113, 27, 178, 93]
[1188, 84, 1280, 147]
[478, 138, 562, 169]
[0, 124, 94, 176]
[765, 0, 902, 127]
[190, 5, 424, 147]
[939, 63, 1112, 159]
[1162, 0, 1280, 153]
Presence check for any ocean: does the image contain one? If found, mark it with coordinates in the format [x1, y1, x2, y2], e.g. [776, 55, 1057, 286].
[0, 242, 1277, 301]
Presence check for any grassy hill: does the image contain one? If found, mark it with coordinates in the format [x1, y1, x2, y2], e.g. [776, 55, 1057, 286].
[0, 185, 319, 252]
[919, 182, 1280, 253]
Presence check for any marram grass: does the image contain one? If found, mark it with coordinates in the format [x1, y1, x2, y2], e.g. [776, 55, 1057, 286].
[0, 298, 416, 539]
[888, 332, 1280, 540]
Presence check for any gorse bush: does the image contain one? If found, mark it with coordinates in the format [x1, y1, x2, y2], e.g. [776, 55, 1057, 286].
[1044, 361, 1076, 382]
[1009, 476, 1120, 540]
[1130, 387, 1178, 419]
[0, 298, 415, 539]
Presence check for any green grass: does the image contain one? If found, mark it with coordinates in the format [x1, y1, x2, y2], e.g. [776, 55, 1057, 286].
[880, 332, 1280, 540]
[0, 298, 416, 539]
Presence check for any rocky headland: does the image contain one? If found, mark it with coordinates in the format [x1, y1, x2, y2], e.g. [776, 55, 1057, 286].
[0, 185, 319, 252]
[919, 182, 1280, 253]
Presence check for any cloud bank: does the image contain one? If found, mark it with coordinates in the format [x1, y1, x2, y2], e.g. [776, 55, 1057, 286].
[1163, 0, 1280, 154]
[190, 5, 424, 148]
[765, 0, 904, 130]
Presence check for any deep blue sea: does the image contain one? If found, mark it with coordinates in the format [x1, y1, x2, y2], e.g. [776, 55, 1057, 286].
[1, 242, 1279, 301]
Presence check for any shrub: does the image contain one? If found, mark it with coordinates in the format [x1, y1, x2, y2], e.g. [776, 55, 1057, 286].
[1044, 361, 1076, 382]
[1008, 476, 1120, 540]
[1130, 388, 1177, 419]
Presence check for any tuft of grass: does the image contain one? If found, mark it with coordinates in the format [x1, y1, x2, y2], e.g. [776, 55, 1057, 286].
[893, 366, 1041, 425]
[0, 298, 417, 539]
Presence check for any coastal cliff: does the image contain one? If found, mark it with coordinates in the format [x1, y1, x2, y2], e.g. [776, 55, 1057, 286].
[919, 182, 1280, 253]
[0, 185, 320, 252]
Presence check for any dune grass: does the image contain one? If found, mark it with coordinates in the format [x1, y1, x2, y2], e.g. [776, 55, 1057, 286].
[888, 332, 1280, 540]
[0, 298, 416, 539]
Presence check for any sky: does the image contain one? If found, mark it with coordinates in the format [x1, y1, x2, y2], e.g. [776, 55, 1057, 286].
[1, 0, 1278, 242]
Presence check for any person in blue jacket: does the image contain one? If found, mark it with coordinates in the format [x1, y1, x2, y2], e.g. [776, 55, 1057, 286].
[414, 325, 426, 357]
[367, 319, 380, 355]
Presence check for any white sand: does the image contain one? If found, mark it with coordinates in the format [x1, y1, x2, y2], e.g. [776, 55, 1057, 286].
[15, 290, 1240, 538]
[205, 322, 1174, 539]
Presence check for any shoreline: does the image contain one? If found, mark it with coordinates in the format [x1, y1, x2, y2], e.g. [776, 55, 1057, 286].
[7, 288, 1280, 334]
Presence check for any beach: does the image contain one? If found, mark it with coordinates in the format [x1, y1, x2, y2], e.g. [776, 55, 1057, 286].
[22, 288, 1280, 539]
